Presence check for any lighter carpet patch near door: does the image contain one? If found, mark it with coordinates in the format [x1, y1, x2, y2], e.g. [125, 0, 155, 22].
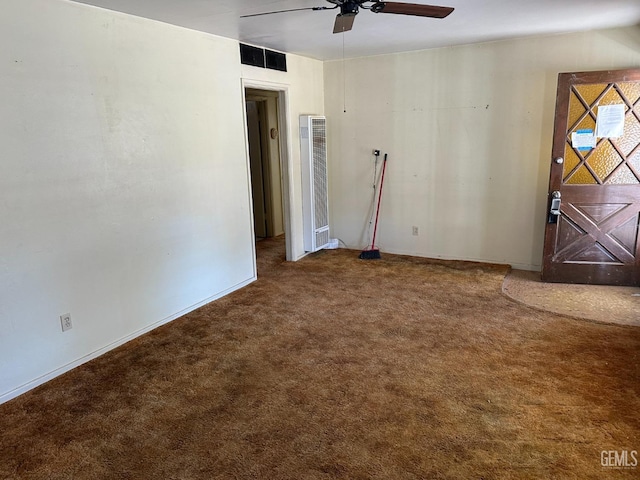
[503, 269, 640, 327]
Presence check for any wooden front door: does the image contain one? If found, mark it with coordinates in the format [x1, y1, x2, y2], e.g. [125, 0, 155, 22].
[542, 69, 640, 286]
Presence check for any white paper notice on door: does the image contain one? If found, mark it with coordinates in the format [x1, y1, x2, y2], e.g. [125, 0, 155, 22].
[595, 104, 625, 138]
[571, 129, 596, 151]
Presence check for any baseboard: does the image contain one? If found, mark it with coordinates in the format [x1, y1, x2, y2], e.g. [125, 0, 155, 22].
[0, 275, 257, 405]
[342, 244, 540, 272]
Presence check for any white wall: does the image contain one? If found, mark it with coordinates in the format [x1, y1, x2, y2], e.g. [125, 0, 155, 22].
[242, 56, 325, 260]
[0, 0, 318, 403]
[325, 27, 640, 270]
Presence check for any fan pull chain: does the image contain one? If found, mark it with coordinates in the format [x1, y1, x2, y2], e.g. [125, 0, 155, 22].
[342, 31, 346, 113]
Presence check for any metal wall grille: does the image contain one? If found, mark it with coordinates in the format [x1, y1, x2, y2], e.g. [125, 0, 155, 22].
[315, 229, 330, 248]
[300, 114, 330, 252]
[311, 117, 328, 230]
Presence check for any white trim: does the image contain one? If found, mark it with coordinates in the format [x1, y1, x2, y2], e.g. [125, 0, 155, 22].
[0, 276, 256, 405]
[240, 82, 259, 278]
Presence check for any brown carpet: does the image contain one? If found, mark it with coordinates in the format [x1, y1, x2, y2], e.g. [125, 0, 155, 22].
[503, 269, 640, 327]
[1, 237, 639, 479]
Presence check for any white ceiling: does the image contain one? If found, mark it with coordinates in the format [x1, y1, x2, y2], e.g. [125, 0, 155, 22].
[71, 0, 640, 60]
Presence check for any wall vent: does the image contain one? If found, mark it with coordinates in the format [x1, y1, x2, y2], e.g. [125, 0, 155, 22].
[265, 50, 287, 72]
[240, 44, 287, 72]
[239, 44, 265, 68]
[300, 115, 330, 252]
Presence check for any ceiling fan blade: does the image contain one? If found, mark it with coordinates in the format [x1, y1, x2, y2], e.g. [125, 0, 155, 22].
[241, 6, 335, 19]
[371, 2, 454, 18]
[333, 13, 356, 33]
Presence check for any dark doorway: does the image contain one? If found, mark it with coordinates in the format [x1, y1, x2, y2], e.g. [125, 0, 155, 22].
[245, 89, 284, 241]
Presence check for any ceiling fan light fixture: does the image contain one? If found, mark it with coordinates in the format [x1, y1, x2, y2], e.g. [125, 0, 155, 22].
[333, 13, 357, 33]
[333, 1, 360, 33]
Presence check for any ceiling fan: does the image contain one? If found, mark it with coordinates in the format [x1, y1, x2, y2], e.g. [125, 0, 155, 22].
[241, 1, 454, 34]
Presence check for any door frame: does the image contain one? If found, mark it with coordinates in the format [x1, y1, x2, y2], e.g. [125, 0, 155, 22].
[241, 79, 294, 262]
[245, 90, 286, 239]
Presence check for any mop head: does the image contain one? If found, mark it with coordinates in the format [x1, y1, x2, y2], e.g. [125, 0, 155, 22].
[359, 248, 381, 260]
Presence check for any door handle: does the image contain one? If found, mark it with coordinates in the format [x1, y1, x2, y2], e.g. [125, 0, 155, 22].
[550, 191, 561, 215]
[548, 191, 561, 223]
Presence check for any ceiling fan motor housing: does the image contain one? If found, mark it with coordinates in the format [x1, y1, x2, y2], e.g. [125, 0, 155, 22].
[340, 1, 360, 16]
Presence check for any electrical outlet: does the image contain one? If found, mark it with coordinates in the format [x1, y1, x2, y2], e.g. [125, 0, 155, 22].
[60, 313, 72, 332]
[412, 226, 419, 236]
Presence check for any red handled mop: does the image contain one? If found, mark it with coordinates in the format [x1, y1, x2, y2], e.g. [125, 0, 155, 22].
[359, 153, 388, 259]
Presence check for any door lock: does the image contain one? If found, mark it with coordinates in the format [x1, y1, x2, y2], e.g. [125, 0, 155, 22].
[548, 191, 561, 223]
